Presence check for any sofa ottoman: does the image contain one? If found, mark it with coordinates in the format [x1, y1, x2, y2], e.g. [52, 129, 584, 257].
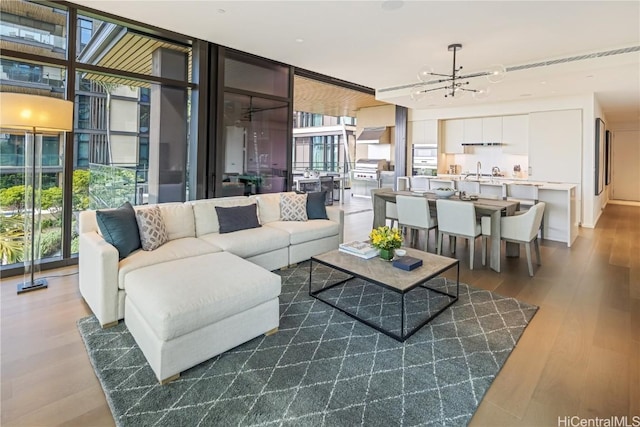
[124, 251, 281, 383]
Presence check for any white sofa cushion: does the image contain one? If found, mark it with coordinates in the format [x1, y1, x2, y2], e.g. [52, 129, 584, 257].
[119, 237, 222, 289]
[191, 197, 254, 237]
[124, 252, 281, 341]
[134, 203, 195, 241]
[199, 226, 289, 258]
[266, 220, 340, 245]
[252, 192, 284, 224]
[159, 203, 196, 240]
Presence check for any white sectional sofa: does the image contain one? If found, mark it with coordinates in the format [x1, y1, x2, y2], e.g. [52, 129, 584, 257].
[78, 191, 343, 382]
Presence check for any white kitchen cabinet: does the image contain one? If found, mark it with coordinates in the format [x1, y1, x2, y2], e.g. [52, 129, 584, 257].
[410, 120, 425, 145]
[443, 119, 464, 153]
[410, 120, 438, 145]
[482, 117, 502, 142]
[463, 118, 483, 143]
[502, 115, 529, 154]
[528, 109, 582, 183]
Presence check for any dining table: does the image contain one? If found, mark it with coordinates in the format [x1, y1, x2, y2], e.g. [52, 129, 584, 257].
[372, 190, 520, 273]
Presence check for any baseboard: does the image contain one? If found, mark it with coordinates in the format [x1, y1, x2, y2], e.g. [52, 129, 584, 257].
[607, 200, 640, 207]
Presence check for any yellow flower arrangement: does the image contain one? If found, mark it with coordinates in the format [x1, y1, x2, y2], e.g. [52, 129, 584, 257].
[369, 226, 403, 251]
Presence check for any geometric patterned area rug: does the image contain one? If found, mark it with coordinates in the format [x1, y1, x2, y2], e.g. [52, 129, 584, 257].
[77, 261, 537, 427]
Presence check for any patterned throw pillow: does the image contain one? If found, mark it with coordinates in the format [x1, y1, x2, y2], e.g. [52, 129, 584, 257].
[280, 192, 308, 221]
[135, 206, 169, 251]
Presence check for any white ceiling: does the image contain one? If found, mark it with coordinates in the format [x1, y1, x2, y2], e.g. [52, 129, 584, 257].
[71, 0, 640, 126]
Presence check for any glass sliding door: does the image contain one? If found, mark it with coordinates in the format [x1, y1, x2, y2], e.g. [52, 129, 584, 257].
[217, 50, 292, 197]
[221, 92, 288, 196]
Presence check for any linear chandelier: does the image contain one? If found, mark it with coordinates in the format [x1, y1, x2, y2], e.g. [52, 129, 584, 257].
[410, 43, 506, 101]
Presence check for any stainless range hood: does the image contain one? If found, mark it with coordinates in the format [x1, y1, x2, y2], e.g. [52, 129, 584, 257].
[356, 126, 390, 144]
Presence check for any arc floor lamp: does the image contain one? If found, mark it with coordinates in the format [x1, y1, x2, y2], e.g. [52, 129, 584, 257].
[0, 93, 73, 294]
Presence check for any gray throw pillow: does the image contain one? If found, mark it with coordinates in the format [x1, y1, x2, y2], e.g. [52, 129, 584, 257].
[306, 191, 328, 220]
[95, 201, 141, 259]
[215, 204, 261, 233]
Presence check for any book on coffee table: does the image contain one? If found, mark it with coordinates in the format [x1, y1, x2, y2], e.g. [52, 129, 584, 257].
[392, 256, 423, 271]
[338, 241, 379, 259]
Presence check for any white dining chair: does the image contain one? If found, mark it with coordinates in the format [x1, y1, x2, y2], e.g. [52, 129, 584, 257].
[396, 195, 438, 252]
[436, 199, 482, 269]
[371, 188, 398, 228]
[396, 176, 411, 191]
[410, 176, 430, 191]
[505, 183, 539, 212]
[481, 202, 546, 276]
[505, 183, 543, 237]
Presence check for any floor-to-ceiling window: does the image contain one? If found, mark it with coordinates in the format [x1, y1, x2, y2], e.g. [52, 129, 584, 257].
[0, 0, 194, 273]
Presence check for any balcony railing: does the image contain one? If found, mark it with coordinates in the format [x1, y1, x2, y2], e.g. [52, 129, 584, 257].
[88, 163, 148, 209]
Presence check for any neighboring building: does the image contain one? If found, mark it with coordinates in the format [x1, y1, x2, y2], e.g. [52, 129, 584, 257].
[292, 112, 356, 174]
[0, 9, 150, 188]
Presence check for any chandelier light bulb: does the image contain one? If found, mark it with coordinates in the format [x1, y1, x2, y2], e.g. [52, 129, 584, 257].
[410, 85, 427, 101]
[473, 86, 490, 99]
[417, 66, 434, 83]
[486, 64, 506, 83]
[452, 85, 467, 99]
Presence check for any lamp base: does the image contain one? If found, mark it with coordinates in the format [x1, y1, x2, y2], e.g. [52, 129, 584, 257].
[17, 278, 48, 295]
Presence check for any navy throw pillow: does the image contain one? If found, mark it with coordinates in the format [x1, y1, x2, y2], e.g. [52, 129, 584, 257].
[215, 203, 261, 233]
[306, 191, 328, 220]
[96, 201, 141, 259]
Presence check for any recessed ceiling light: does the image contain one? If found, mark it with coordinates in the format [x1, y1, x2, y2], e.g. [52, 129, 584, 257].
[217, 9, 226, 14]
[381, 0, 404, 11]
[520, 93, 532, 97]
[295, 38, 304, 43]
[540, 81, 547, 85]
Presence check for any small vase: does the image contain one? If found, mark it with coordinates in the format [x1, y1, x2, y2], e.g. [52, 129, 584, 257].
[379, 248, 394, 261]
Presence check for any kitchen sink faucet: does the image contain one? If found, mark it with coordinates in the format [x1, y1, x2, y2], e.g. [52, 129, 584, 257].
[476, 161, 481, 180]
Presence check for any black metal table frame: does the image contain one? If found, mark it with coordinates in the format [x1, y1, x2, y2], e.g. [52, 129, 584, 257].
[309, 257, 460, 342]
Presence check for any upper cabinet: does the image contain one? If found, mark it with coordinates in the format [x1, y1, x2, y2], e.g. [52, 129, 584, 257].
[463, 118, 483, 143]
[442, 117, 503, 152]
[410, 119, 438, 145]
[356, 105, 396, 128]
[443, 119, 465, 153]
[502, 115, 528, 154]
[461, 117, 502, 143]
[482, 117, 502, 142]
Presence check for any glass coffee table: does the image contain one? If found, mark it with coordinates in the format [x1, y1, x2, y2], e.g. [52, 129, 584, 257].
[309, 248, 459, 342]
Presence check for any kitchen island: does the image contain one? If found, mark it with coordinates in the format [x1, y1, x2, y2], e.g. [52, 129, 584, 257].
[432, 175, 578, 247]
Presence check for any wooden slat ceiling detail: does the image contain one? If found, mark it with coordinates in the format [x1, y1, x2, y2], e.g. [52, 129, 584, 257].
[293, 75, 389, 117]
[81, 31, 191, 88]
[0, 84, 64, 99]
[0, 40, 65, 60]
[0, 1, 66, 26]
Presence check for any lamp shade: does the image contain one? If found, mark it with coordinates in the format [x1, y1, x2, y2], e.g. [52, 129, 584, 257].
[0, 93, 73, 132]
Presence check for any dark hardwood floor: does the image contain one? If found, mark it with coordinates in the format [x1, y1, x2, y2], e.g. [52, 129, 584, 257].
[1, 203, 638, 426]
